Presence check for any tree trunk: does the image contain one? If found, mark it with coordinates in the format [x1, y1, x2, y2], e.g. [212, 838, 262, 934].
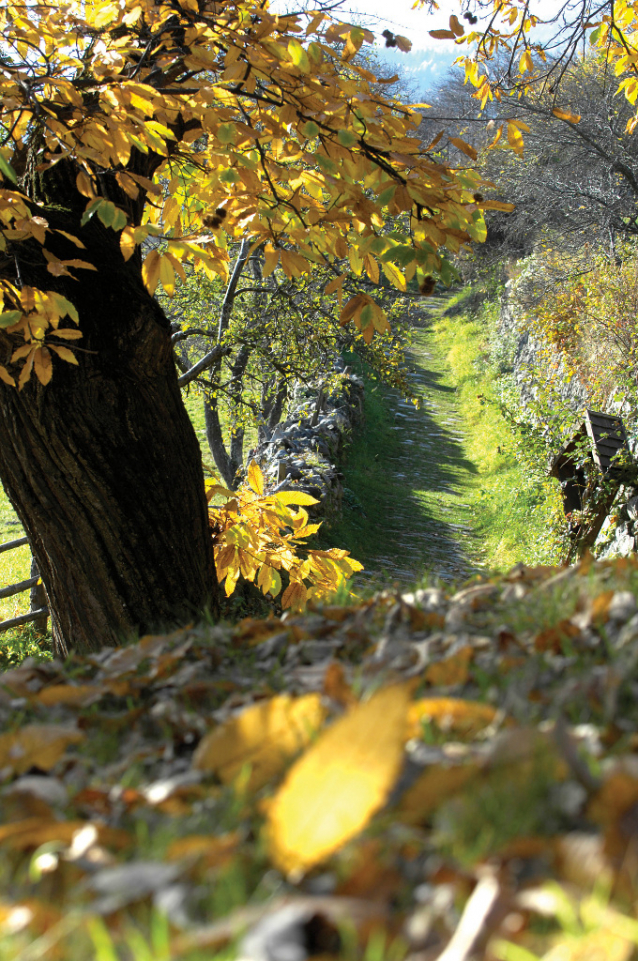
[0, 205, 218, 655]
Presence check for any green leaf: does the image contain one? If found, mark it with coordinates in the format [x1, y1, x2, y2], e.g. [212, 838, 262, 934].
[315, 154, 337, 174]
[381, 244, 414, 267]
[97, 201, 116, 228]
[111, 207, 128, 231]
[288, 39, 310, 73]
[81, 198, 103, 226]
[439, 258, 459, 287]
[337, 129, 357, 148]
[303, 121, 319, 138]
[360, 304, 374, 327]
[218, 124, 236, 145]
[377, 185, 397, 206]
[220, 168, 240, 184]
[51, 294, 79, 324]
[0, 310, 22, 327]
[0, 156, 17, 184]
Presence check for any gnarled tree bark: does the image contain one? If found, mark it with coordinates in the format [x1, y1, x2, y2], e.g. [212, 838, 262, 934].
[0, 166, 218, 655]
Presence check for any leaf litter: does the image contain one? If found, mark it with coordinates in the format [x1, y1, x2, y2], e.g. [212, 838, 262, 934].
[5, 556, 638, 957]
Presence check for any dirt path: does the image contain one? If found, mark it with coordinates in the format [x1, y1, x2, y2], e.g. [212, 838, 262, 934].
[332, 301, 483, 588]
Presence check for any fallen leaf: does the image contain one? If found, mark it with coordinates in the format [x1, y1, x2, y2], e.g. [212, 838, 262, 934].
[193, 693, 326, 790]
[0, 725, 84, 775]
[322, 662, 355, 707]
[0, 818, 130, 851]
[407, 698, 498, 740]
[36, 684, 101, 707]
[166, 832, 240, 868]
[267, 684, 410, 873]
[534, 619, 580, 653]
[425, 647, 473, 686]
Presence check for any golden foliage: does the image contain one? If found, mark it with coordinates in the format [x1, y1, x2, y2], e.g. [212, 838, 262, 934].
[0, 0, 489, 387]
[208, 462, 362, 611]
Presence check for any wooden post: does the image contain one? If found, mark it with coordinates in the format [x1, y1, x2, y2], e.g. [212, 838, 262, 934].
[310, 388, 325, 428]
[29, 555, 48, 633]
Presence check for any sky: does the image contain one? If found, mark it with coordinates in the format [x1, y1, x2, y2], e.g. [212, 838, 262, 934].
[340, 0, 459, 94]
[272, 0, 564, 97]
[270, 0, 461, 95]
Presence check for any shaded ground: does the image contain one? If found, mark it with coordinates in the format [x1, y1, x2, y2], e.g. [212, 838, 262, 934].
[328, 299, 482, 588]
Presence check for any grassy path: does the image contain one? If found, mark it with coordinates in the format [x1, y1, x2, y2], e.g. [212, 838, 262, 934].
[325, 300, 484, 589]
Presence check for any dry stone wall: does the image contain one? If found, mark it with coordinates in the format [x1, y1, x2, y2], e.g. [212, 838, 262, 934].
[497, 274, 638, 558]
[244, 359, 364, 521]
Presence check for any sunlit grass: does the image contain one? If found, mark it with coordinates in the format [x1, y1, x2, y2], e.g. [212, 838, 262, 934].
[430, 289, 563, 569]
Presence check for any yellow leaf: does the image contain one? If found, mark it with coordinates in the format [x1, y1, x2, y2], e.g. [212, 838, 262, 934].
[120, 226, 137, 261]
[275, 491, 319, 506]
[75, 171, 95, 198]
[52, 329, 83, 340]
[36, 684, 100, 707]
[449, 136, 478, 161]
[158, 253, 175, 296]
[552, 107, 581, 124]
[142, 249, 161, 295]
[0, 366, 15, 387]
[425, 646, 473, 686]
[257, 563, 273, 595]
[193, 693, 326, 791]
[267, 684, 409, 873]
[364, 254, 379, 284]
[33, 346, 52, 385]
[507, 122, 524, 155]
[247, 460, 264, 496]
[382, 261, 406, 292]
[281, 579, 307, 612]
[407, 698, 498, 740]
[48, 344, 78, 365]
[519, 49, 533, 74]
[262, 245, 279, 278]
[0, 724, 84, 775]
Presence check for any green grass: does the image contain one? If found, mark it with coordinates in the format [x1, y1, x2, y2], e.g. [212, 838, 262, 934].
[316, 362, 405, 579]
[183, 388, 259, 478]
[430, 289, 563, 569]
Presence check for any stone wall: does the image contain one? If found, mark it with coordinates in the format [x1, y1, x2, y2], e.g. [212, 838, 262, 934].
[244, 359, 364, 521]
[496, 271, 638, 558]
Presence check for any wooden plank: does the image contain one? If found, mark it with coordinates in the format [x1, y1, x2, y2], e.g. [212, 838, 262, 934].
[585, 410, 628, 472]
[0, 536, 28, 554]
[0, 609, 48, 632]
[0, 576, 39, 599]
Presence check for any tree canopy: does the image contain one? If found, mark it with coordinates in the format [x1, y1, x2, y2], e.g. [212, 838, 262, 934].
[0, 0, 491, 389]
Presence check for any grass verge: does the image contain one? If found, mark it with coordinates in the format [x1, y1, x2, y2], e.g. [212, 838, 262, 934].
[430, 287, 563, 569]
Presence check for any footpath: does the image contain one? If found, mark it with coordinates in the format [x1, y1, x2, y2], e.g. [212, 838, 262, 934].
[332, 298, 483, 589]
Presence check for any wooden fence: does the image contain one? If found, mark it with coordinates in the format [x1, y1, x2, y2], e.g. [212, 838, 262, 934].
[0, 536, 48, 633]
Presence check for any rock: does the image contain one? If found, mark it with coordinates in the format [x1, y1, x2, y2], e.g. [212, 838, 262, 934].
[238, 367, 364, 522]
